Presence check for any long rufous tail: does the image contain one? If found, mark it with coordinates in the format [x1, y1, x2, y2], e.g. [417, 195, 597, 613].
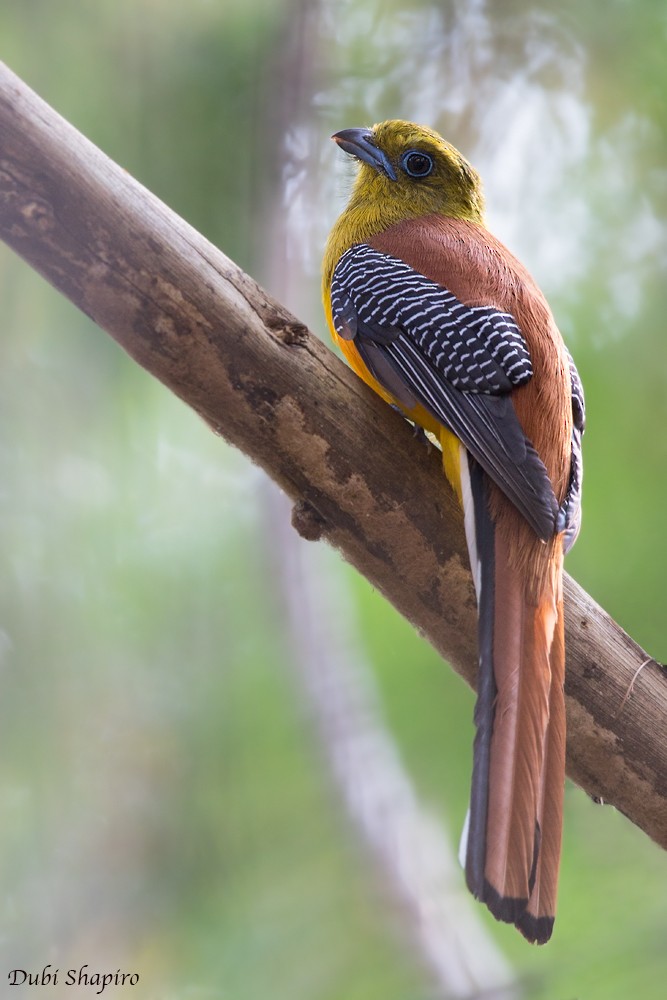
[461, 453, 566, 945]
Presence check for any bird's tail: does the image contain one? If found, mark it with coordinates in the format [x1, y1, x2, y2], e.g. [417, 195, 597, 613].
[460, 451, 565, 945]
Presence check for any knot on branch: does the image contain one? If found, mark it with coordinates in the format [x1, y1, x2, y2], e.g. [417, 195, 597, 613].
[280, 322, 309, 346]
[292, 499, 326, 541]
[264, 310, 309, 346]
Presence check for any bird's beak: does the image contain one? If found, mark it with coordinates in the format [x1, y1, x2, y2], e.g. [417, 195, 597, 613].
[332, 128, 397, 181]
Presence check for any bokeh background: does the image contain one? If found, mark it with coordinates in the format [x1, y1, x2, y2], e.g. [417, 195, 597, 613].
[1, 1, 667, 997]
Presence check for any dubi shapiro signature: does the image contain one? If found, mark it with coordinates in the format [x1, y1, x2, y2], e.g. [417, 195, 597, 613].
[8, 965, 139, 994]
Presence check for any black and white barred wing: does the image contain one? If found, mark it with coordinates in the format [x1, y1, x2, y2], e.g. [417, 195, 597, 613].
[331, 243, 560, 540]
[559, 350, 585, 552]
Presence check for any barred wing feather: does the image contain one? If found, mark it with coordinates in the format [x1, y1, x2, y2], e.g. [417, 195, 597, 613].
[331, 244, 560, 540]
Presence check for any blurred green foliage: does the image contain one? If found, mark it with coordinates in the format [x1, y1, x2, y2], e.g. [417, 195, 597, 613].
[1, 1, 666, 997]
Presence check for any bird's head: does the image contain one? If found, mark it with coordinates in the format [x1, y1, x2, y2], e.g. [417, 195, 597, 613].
[332, 119, 485, 225]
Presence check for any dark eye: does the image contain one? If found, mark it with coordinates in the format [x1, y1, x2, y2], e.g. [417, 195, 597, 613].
[401, 150, 434, 178]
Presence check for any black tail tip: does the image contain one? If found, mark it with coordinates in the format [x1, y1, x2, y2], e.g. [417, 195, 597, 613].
[482, 880, 555, 945]
[515, 911, 555, 946]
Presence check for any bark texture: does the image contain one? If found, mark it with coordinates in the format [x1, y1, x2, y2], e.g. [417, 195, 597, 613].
[1, 61, 665, 849]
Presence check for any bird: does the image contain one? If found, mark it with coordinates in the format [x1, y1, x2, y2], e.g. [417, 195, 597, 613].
[322, 120, 584, 944]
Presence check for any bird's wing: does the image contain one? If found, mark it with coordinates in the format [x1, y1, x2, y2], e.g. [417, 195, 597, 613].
[559, 350, 585, 552]
[331, 242, 560, 540]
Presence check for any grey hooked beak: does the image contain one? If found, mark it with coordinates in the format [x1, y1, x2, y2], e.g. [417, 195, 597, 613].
[332, 128, 397, 181]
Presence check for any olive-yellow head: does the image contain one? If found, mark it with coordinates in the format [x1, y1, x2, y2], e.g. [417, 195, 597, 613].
[323, 120, 485, 291]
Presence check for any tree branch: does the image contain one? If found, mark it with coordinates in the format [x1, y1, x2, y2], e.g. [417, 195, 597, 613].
[1, 61, 665, 849]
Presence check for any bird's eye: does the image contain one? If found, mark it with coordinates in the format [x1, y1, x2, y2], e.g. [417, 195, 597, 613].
[401, 150, 434, 178]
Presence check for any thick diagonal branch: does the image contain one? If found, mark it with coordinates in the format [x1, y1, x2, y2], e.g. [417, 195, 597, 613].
[1, 61, 665, 850]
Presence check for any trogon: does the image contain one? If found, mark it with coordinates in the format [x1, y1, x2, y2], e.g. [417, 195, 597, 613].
[322, 119, 584, 944]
